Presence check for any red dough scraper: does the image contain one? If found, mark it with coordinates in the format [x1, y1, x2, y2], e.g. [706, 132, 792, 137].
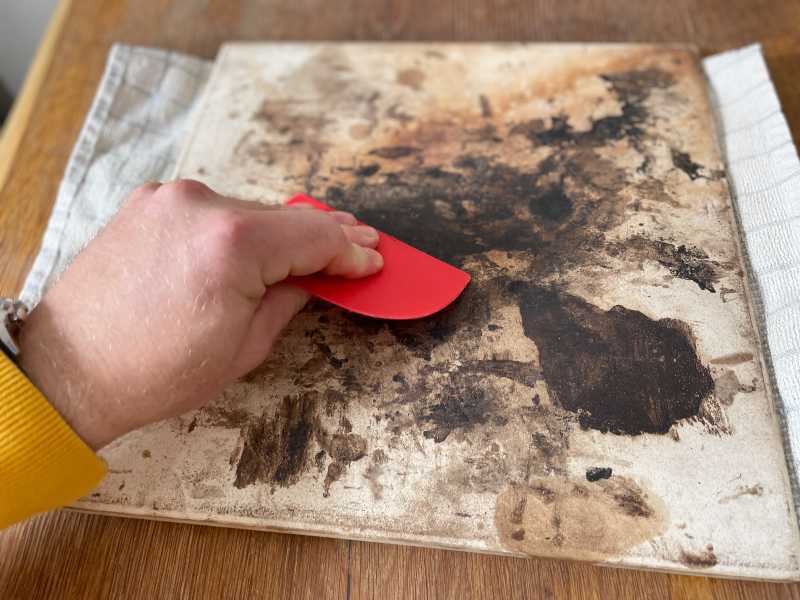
[284, 195, 471, 319]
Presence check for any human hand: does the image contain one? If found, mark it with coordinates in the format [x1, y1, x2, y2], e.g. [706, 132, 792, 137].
[18, 180, 383, 449]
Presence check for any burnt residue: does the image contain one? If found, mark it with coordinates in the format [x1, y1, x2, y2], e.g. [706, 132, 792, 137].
[679, 545, 718, 568]
[458, 359, 541, 388]
[234, 393, 317, 489]
[622, 236, 720, 292]
[379, 281, 492, 360]
[515, 285, 714, 435]
[511, 70, 675, 149]
[671, 149, 704, 181]
[233, 386, 369, 496]
[315, 341, 346, 369]
[355, 163, 380, 177]
[228, 57, 732, 534]
[326, 157, 550, 266]
[586, 467, 613, 482]
[420, 380, 493, 443]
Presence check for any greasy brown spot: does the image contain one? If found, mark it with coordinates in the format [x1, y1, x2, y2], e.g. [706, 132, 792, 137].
[720, 483, 764, 503]
[713, 370, 756, 406]
[396, 68, 425, 90]
[496, 476, 666, 559]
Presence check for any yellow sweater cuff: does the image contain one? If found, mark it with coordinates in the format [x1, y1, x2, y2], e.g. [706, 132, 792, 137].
[0, 351, 106, 528]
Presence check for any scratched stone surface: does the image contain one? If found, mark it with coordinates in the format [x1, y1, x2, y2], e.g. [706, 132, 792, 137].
[81, 43, 800, 579]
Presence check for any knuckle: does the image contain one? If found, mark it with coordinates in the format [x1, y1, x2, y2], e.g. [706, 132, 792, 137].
[162, 179, 211, 203]
[206, 209, 250, 254]
[316, 214, 347, 250]
[195, 210, 251, 285]
[132, 181, 161, 198]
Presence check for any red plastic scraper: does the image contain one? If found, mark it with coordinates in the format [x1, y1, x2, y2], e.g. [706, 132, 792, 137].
[284, 195, 470, 320]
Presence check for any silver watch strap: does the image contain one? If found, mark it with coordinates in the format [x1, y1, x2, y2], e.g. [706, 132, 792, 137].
[0, 298, 28, 357]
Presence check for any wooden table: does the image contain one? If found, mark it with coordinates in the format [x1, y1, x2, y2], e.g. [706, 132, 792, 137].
[1, 1, 799, 598]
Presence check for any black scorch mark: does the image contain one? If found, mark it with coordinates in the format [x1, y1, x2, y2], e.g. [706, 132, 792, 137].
[513, 285, 715, 435]
[586, 467, 613, 482]
[671, 149, 704, 181]
[510, 70, 675, 149]
[420, 382, 493, 443]
[623, 236, 720, 292]
[312, 67, 719, 447]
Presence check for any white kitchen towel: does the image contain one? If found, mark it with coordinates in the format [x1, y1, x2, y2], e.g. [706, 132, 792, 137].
[20, 45, 211, 304]
[19, 43, 800, 509]
[704, 44, 800, 507]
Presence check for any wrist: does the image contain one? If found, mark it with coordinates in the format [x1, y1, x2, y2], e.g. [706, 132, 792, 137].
[17, 300, 121, 450]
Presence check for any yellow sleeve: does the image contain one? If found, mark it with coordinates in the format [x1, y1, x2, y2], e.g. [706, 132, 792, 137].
[0, 351, 106, 528]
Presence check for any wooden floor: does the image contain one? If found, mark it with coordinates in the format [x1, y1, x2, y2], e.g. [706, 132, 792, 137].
[1, 1, 799, 598]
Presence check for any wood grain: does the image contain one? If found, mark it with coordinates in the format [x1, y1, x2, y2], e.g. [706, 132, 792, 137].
[1, 1, 799, 598]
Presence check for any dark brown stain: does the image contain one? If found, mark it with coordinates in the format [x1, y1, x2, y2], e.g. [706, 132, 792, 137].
[479, 94, 493, 118]
[314, 450, 326, 471]
[710, 352, 754, 365]
[234, 393, 317, 489]
[355, 163, 380, 177]
[324, 388, 347, 417]
[396, 68, 425, 90]
[671, 149, 705, 181]
[367, 146, 420, 159]
[199, 405, 252, 429]
[142, 450, 151, 459]
[679, 545, 718, 568]
[586, 467, 613, 482]
[364, 449, 388, 500]
[187, 416, 198, 433]
[515, 285, 714, 435]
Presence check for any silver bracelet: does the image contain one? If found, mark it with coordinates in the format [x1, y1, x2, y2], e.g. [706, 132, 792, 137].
[0, 298, 28, 357]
